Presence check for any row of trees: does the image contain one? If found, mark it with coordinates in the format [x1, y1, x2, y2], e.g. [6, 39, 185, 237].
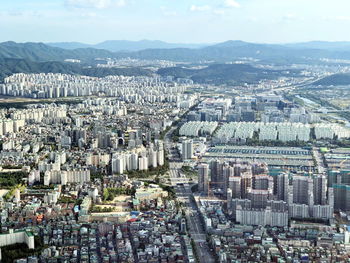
[90, 206, 115, 213]
[3, 184, 26, 201]
[0, 171, 26, 188]
[126, 160, 169, 179]
[246, 138, 310, 147]
[181, 166, 197, 177]
[1, 236, 45, 263]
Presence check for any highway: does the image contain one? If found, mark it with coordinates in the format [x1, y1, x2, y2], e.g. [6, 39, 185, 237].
[164, 126, 216, 263]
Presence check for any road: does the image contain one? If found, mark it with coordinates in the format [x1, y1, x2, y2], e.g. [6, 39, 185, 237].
[164, 127, 190, 185]
[164, 126, 216, 263]
[313, 147, 326, 173]
[169, 162, 190, 185]
[176, 183, 215, 263]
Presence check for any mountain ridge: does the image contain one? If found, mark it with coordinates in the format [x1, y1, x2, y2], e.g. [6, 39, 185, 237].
[313, 73, 350, 86]
[48, 40, 209, 52]
[5, 40, 350, 65]
[0, 57, 153, 83]
[157, 64, 298, 85]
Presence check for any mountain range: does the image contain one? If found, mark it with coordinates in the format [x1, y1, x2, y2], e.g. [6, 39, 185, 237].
[3, 40, 350, 64]
[285, 41, 350, 51]
[116, 40, 350, 64]
[157, 64, 297, 85]
[313, 73, 350, 86]
[0, 41, 114, 63]
[2, 40, 350, 84]
[47, 40, 208, 52]
[0, 57, 153, 83]
[47, 39, 350, 53]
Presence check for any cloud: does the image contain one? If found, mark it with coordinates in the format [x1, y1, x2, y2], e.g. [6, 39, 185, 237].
[80, 12, 98, 18]
[333, 15, 350, 21]
[281, 13, 297, 22]
[1, 10, 45, 18]
[190, 5, 211, 12]
[7, 11, 24, 17]
[213, 9, 226, 16]
[163, 11, 177, 16]
[160, 6, 177, 16]
[224, 0, 240, 8]
[65, 0, 126, 9]
[248, 17, 258, 22]
[322, 15, 350, 22]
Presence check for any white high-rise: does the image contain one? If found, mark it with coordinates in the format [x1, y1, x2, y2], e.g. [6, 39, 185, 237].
[112, 155, 124, 174]
[130, 153, 139, 170]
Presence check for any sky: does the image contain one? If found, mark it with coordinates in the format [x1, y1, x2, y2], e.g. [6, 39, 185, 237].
[1, 0, 350, 44]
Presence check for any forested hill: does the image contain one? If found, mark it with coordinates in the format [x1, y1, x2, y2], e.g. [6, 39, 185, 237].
[0, 58, 152, 83]
[157, 64, 296, 85]
[313, 73, 350, 86]
[0, 41, 115, 62]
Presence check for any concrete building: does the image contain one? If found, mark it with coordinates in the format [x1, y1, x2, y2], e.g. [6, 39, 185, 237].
[276, 173, 289, 202]
[236, 206, 288, 227]
[182, 140, 193, 160]
[313, 174, 327, 205]
[112, 155, 124, 174]
[0, 229, 35, 255]
[292, 175, 314, 206]
[44, 169, 90, 186]
[198, 163, 209, 195]
[333, 184, 350, 211]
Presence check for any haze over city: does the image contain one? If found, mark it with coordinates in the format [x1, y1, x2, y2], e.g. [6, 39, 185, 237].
[2, 0, 350, 43]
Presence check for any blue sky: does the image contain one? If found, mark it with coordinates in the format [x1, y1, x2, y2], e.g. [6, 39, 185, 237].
[1, 0, 350, 44]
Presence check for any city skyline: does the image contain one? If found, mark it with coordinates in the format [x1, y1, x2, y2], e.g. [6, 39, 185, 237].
[2, 0, 350, 44]
[1, 1, 350, 262]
